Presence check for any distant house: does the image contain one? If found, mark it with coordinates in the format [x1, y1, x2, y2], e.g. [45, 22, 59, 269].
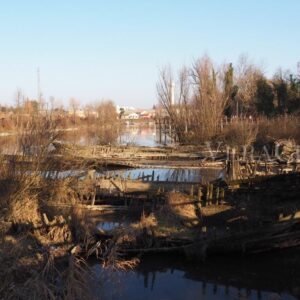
[68, 109, 86, 118]
[126, 112, 139, 120]
[140, 111, 151, 119]
[120, 108, 157, 120]
[140, 110, 155, 119]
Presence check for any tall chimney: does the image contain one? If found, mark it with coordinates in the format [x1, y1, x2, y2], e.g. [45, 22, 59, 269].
[170, 82, 175, 106]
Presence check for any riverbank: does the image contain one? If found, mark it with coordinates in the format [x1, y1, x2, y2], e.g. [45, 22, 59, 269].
[1, 168, 300, 299]
[1, 126, 300, 299]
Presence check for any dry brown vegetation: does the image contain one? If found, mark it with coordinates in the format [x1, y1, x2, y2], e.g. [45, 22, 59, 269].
[96, 192, 203, 258]
[157, 56, 228, 143]
[0, 110, 144, 299]
[0, 115, 101, 299]
[1, 99, 121, 146]
[219, 119, 258, 149]
[255, 116, 300, 148]
[207, 115, 300, 157]
[157, 54, 300, 146]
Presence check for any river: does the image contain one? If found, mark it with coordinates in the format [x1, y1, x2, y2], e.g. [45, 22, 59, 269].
[90, 249, 300, 300]
[0, 123, 166, 152]
[88, 212, 300, 300]
[3, 124, 299, 299]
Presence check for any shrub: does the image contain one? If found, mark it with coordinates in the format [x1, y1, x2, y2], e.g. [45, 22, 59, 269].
[220, 119, 258, 149]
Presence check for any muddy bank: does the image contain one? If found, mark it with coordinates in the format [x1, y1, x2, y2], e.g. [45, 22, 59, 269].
[85, 172, 300, 264]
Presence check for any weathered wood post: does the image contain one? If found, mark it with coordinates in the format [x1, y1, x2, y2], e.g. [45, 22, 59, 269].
[197, 187, 202, 201]
[91, 192, 96, 206]
[190, 185, 194, 197]
[209, 184, 214, 205]
[159, 119, 162, 143]
[164, 118, 168, 144]
[87, 169, 96, 180]
[227, 148, 238, 181]
[198, 187, 202, 207]
[220, 188, 225, 201]
[88, 170, 96, 206]
[215, 187, 220, 205]
[205, 185, 210, 206]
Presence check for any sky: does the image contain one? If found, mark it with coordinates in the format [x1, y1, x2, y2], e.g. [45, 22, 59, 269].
[0, 0, 299, 108]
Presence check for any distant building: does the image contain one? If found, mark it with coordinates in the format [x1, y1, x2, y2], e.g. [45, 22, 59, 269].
[140, 110, 155, 119]
[68, 109, 86, 118]
[125, 112, 139, 120]
[119, 107, 156, 120]
[86, 110, 99, 118]
[140, 111, 151, 119]
[116, 105, 136, 114]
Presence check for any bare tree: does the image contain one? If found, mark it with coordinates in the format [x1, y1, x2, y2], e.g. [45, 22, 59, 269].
[15, 88, 23, 128]
[190, 55, 228, 141]
[157, 55, 228, 143]
[235, 55, 262, 116]
[69, 97, 79, 125]
[156, 65, 191, 142]
[95, 100, 119, 145]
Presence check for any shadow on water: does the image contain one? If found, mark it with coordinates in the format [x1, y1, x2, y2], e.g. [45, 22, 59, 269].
[90, 248, 300, 300]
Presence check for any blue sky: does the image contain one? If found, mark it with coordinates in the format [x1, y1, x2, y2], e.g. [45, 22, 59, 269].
[0, 0, 299, 108]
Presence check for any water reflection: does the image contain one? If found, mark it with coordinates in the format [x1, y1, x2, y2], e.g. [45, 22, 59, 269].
[96, 221, 120, 231]
[92, 250, 300, 300]
[61, 123, 167, 147]
[119, 123, 168, 147]
[51, 123, 161, 147]
[0, 123, 166, 150]
[102, 168, 222, 184]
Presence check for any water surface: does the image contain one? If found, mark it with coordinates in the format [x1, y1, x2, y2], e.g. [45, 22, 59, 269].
[102, 168, 223, 184]
[91, 250, 300, 300]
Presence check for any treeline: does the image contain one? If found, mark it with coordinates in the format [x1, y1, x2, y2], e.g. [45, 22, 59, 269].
[224, 61, 300, 117]
[0, 99, 120, 145]
[157, 55, 300, 144]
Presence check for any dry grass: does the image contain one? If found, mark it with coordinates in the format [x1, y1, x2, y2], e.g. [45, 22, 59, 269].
[68, 206, 94, 242]
[220, 119, 258, 149]
[9, 195, 41, 225]
[129, 193, 201, 241]
[165, 192, 199, 220]
[255, 116, 300, 149]
[0, 115, 101, 299]
[0, 211, 98, 299]
[42, 177, 79, 204]
[63, 255, 96, 300]
[138, 212, 158, 228]
[213, 116, 300, 156]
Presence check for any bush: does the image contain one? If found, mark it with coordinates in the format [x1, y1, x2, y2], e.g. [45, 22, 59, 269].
[220, 119, 258, 149]
[254, 116, 300, 150]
